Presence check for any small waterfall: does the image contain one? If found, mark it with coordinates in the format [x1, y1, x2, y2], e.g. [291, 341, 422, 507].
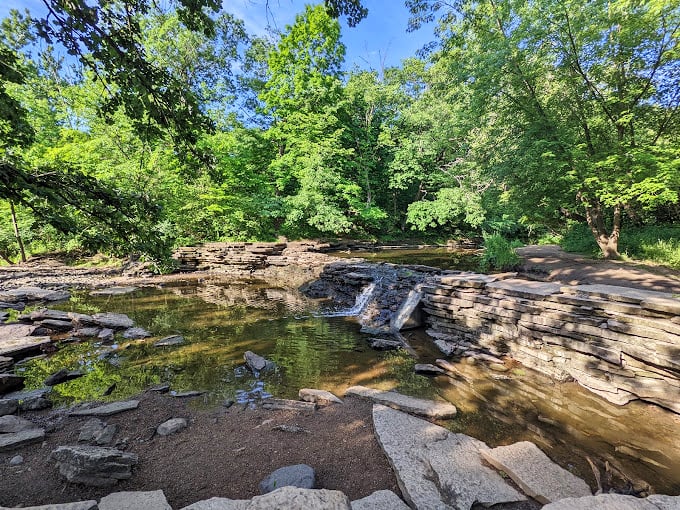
[318, 283, 377, 318]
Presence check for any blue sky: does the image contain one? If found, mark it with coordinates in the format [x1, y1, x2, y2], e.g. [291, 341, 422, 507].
[0, 0, 436, 71]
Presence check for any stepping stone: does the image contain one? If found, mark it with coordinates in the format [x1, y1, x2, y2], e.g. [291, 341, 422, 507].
[69, 400, 139, 416]
[0, 335, 51, 358]
[0, 428, 45, 451]
[180, 497, 249, 510]
[346, 386, 457, 419]
[299, 388, 343, 405]
[249, 487, 350, 510]
[1, 287, 70, 302]
[542, 493, 679, 509]
[1, 501, 98, 509]
[157, 418, 188, 436]
[99, 490, 172, 510]
[259, 464, 315, 494]
[91, 312, 134, 330]
[154, 335, 185, 347]
[351, 490, 410, 510]
[372, 404, 525, 510]
[480, 441, 591, 504]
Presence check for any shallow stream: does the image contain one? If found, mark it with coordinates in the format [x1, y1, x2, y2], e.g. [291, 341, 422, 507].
[15, 275, 680, 497]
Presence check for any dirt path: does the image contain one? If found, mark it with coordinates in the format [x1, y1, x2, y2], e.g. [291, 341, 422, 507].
[516, 244, 680, 294]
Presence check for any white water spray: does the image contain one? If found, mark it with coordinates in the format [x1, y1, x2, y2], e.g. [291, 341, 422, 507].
[317, 282, 377, 318]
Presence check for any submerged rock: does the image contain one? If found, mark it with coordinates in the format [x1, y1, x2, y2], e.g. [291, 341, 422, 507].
[154, 335, 185, 347]
[244, 351, 276, 373]
[44, 368, 85, 387]
[91, 312, 134, 330]
[367, 338, 402, 351]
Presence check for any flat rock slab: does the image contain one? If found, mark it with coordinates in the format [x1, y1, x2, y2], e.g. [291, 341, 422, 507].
[51, 445, 138, 487]
[180, 497, 250, 510]
[157, 417, 188, 436]
[351, 490, 410, 510]
[346, 386, 457, 419]
[99, 490, 172, 510]
[122, 327, 151, 339]
[561, 284, 673, 305]
[1, 287, 70, 302]
[249, 487, 351, 510]
[486, 279, 562, 298]
[262, 399, 316, 411]
[1, 501, 98, 509]
[542, 493, 680, 509]
[0, 415, 38, 433]
[373, 404, 525, 510]
[299, 388, 343, 405]
[69, 400, 139, 416]
[480, 441, 591, 504]
[0, 398, 19, 416]
[0, 335, 52, 358]
[154, 335, 185, 347]
[90, 312, 134, 330]
[0, 427, 45, 451]
[259, 464, 315, 494]
[90, 286, 138, 296]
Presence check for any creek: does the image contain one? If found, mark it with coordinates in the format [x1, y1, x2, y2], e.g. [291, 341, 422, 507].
[14, 273, 680, 497]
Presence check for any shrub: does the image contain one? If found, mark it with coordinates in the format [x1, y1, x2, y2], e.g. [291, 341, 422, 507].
[479, 234, 521, 272]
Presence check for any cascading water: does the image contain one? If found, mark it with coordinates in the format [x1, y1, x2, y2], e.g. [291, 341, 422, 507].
[318, 282, 377, 318]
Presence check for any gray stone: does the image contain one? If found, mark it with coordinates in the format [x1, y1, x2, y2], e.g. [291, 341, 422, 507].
[171, 390, 205, 398]
[0, 415, 38, 433]
[414, 363, 447, 376]
[78, 418, 117, 445]
[480, 441, 591, 504]
[542, 493, 661, 509]
[99, 490, 172, 510]
[44, 369, 84, 387]
[122, 327, 151, 339]
[28, 308, 71, 321]
[0, 355, 13, 370]
[351, 490, 410, 510]
[157, 417, 188, 436]
[180, 497, 250, 510]
[91, 312, 135, 330]
[90, 286, 138, 296]
[72, 327, 101, 338]
[9, 454, 23, 466]
[372, 404, 525, 510]
[5, 388, 52, 411]
[40, 319, 74, 331]
[2, 501, 98, 510]
[367, 338, 402, 351]
[244, 351, 276, 373]
[2, 287, 70, 302]
[259, 464, 316, 494]
[642, 296, 680, 315]
[249, 487, 350, 510]
[70, 400, 139, 416]
[51, 445, 138, 487]
[98, 328, 115, 342]
[647, 495, 680, 510]
[154, 334, 185, 347]
[346, 386, 457, 419]
[0, 373, 25, 394]
[0, 427, 45, 451]
[486, 279, 561, 298]
[299, 388, 343, 405]
[391, 289, 423, 331]
[0, 335, 52, 358]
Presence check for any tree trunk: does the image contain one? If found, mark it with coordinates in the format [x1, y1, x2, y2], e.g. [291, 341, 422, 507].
[9, 201, 27, 263]
[583, 199, 621, 259]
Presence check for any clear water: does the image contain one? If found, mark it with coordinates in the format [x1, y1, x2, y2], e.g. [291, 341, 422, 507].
[13, 276, 680, 496]
[331, 246, 480, 271]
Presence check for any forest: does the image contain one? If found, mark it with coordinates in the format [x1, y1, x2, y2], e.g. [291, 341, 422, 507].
[1, 0, 679, 269]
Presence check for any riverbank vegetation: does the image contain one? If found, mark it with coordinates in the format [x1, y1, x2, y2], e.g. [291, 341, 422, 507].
[0, 0, 678, 268]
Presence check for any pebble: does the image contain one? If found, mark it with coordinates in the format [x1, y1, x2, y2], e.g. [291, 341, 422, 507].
[9, 455, 23, 466]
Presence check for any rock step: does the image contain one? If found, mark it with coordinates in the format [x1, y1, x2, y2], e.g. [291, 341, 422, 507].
[345, 386, 457, 419]
[480, 441, 592, 504]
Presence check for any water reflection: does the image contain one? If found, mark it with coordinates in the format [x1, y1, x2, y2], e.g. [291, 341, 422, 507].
[331, 247, 480, 270]
[15, 278, 680, 495]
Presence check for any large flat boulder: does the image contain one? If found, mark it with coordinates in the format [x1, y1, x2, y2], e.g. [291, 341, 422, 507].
[372, 404, 525, 510]
[480, 441, 591, 504]
[90, 312, 134, 330]
[99, 490, 172, 510]
[542, 493, 680, 509]
[0, 287, 70, 302]
[69, 400, 139, 416]
[0, 428, 45, 451]
[346, 386, 457, 419]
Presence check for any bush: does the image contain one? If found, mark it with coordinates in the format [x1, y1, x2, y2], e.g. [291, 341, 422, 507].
[479, 234, 521, 272]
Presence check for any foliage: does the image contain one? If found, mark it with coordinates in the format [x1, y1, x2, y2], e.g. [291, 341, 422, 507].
[479, 233, 521, 272]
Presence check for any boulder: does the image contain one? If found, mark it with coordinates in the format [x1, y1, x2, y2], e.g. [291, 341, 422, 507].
[122, 327, 152, 339]
[249, 487, 350, 510]
[91, 312, 134, 330]
[98, 328, 115, 342]
[372, 404, 525, 510]
[154, 335, 185, 347]
[51, 445, 138, 487]
[99, 490, 172, 510]
[299, 388, 343, 405]
[345, 386, 457, 419]
[157, 417, 188, 436]
[72, 327, 102, 338]
[0, 398, 18, 416]
[244, 351, 276, 373]
[480, 441, 591, 504]
[351, 490, 410, 510]
[0, 428, 45, 451]
[0, 373, 25, 394]
[259, 464, 315, 494]
[69, 400, 139, 417]
[44, 369, 84, 387]
[367, 338, 402, 351]
[78, 418, 117, 445]
[0, 415, 38, 433]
